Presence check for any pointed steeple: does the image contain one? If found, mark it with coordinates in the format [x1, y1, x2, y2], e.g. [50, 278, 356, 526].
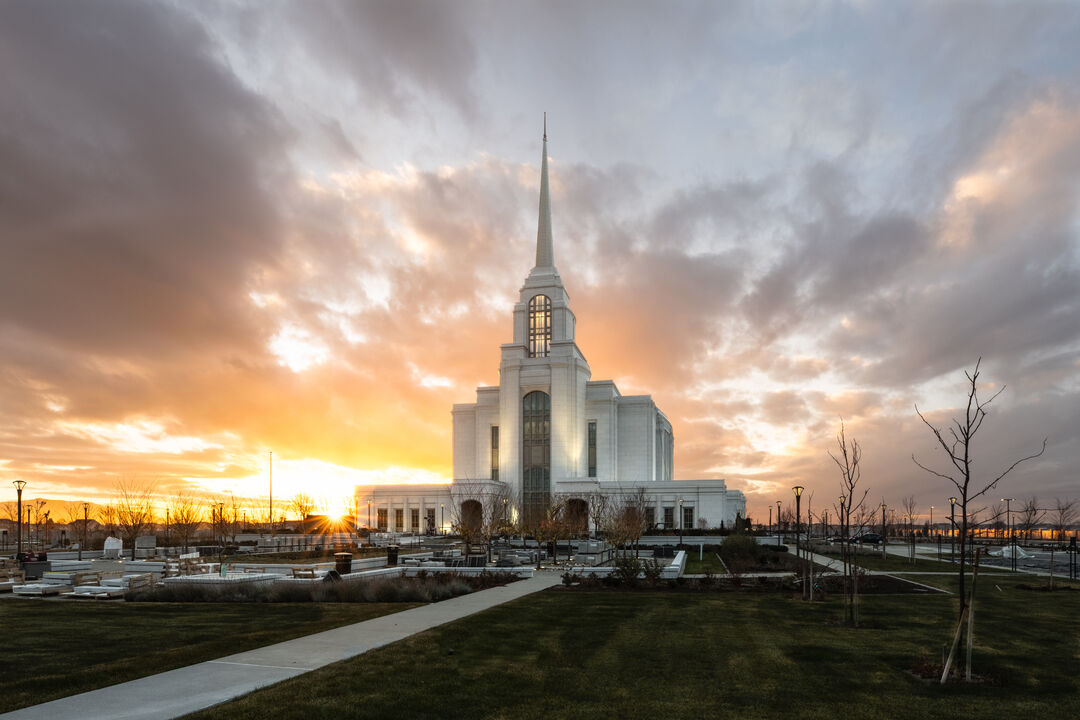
[534, 114, 554, 270]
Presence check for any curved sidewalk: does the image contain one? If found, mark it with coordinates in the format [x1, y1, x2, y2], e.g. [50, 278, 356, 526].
[1, 573, 562, 720]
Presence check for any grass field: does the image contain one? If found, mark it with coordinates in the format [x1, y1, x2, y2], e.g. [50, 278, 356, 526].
[808, 545, 1022, 574]
[183, 576, 1080, 720]
[0, 601, 416, 713]
[682, 550, 727, 574]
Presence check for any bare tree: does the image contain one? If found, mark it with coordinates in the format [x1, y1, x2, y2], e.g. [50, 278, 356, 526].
[0, 501, 16, 523]
[901, 496, 918, 534]
[912, 360, 1046, 682]
[598, 496, 631, 559]
[520, 494, 565, 569]
[1051, 498, 1077, 542]
[624, 489, 650, 558]
[901, 496, 918, 563]
[829, 419, 869, 625]
[97, 502, 118, 538]
[289, 493, 316, 522]
[988, 501, 1006, 541]
[587, 492, 609, 539]
[448, 481, 487, 559]
[113, 480, 157, 560]
[913, 359, 1046, 617]
[480, 484, 512, 562]
[1016, 496, 1043, 541]
[599, 492, 648, 561]
[168, 492, 204, 554]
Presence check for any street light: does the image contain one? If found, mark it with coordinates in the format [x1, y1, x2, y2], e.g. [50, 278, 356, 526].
[81, 502, 90, 561]
[440, 503, 445, 535]
[949, 496, 957, 563]
[776, 500, 782, 549]
[880, 502, 887, 559]
[12, 480, 26, 556]
[793, 486, 804, 599]
[768, 505, 772, 539]
[1002, 497, 1015, 571]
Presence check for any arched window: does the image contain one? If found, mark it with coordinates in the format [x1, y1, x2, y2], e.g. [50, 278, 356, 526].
[522, 391, 550, 526]
[528, 294, 551, 358]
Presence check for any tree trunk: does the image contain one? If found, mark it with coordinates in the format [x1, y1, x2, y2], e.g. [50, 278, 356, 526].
[940, 606, 968, 684]
[852, 542, 859, 627]
[965, 548, 982, 681]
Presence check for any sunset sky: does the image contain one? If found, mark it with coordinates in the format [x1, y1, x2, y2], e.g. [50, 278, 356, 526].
[1, 1, 1078, 521]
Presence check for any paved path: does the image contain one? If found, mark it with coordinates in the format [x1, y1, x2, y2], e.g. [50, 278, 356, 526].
[1, 573, 562, 720]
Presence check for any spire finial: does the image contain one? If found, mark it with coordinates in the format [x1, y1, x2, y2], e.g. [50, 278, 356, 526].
[534, 119, 554, 270]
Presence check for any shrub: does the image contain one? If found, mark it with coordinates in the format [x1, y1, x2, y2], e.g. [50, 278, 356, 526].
[612, 557, 643, 586]
[128, 572, 513, 604]
[641, 559, 664, 586]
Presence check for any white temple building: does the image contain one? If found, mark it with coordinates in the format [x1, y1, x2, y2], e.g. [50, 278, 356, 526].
[356, 128, 745, 534]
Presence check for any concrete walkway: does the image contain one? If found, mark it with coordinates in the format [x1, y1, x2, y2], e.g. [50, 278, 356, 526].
[1, 573, 562, 720]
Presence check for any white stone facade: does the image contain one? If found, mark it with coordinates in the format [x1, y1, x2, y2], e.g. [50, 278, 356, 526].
[356, 132, 746, 530]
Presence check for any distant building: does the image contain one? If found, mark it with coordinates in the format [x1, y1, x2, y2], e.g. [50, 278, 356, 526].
[357, 128, 745, 533]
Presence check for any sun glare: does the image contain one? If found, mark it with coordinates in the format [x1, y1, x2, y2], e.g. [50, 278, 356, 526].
[191, 459, 450, 514]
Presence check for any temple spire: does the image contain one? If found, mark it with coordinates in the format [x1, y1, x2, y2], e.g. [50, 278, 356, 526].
[534, 114, 554, 270]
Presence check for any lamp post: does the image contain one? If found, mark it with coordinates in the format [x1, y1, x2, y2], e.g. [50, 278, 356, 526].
[776, 500, 782, 548]
[367, 498, 372, 529]
[949, 496, 957, 563]
[1002, 497, 1015, 571]
[440, 503, 445, 535]
[768, 505, 772, 539]
[268, 450, 273, 538]
[12, 480, 26, 556]
[215, 501, 226, 546]
[81, 502, 90, 561]
[793, 486, 804, 599]
[880, 502, 887, 559]
[678, 497, 684, 548]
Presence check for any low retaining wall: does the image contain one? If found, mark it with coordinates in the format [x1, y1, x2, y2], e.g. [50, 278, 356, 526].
[403, 566, 533, 578]
[568, 551, 685, 580]
[162, 573, 279, 587]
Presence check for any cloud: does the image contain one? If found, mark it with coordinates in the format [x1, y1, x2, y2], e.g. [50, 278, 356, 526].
[0, 0, 1077, 524]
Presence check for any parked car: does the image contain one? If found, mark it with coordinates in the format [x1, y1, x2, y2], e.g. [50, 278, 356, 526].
[849, 533, 884, 545]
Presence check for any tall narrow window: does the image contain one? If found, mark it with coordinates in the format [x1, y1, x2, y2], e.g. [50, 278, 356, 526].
[491, 426, 499, 481]
[683, 506, 695, 530]
[528, 294, 551, 358]
[522, 391, 551, 526]
[587, 421, 597, 478]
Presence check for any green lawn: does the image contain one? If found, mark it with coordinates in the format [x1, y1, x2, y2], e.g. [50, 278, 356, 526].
[813, 547, 1009, 574]
[682, 550, 727, 574]
[0, 601, 417, 713]
[183, 579, 1080, 720]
